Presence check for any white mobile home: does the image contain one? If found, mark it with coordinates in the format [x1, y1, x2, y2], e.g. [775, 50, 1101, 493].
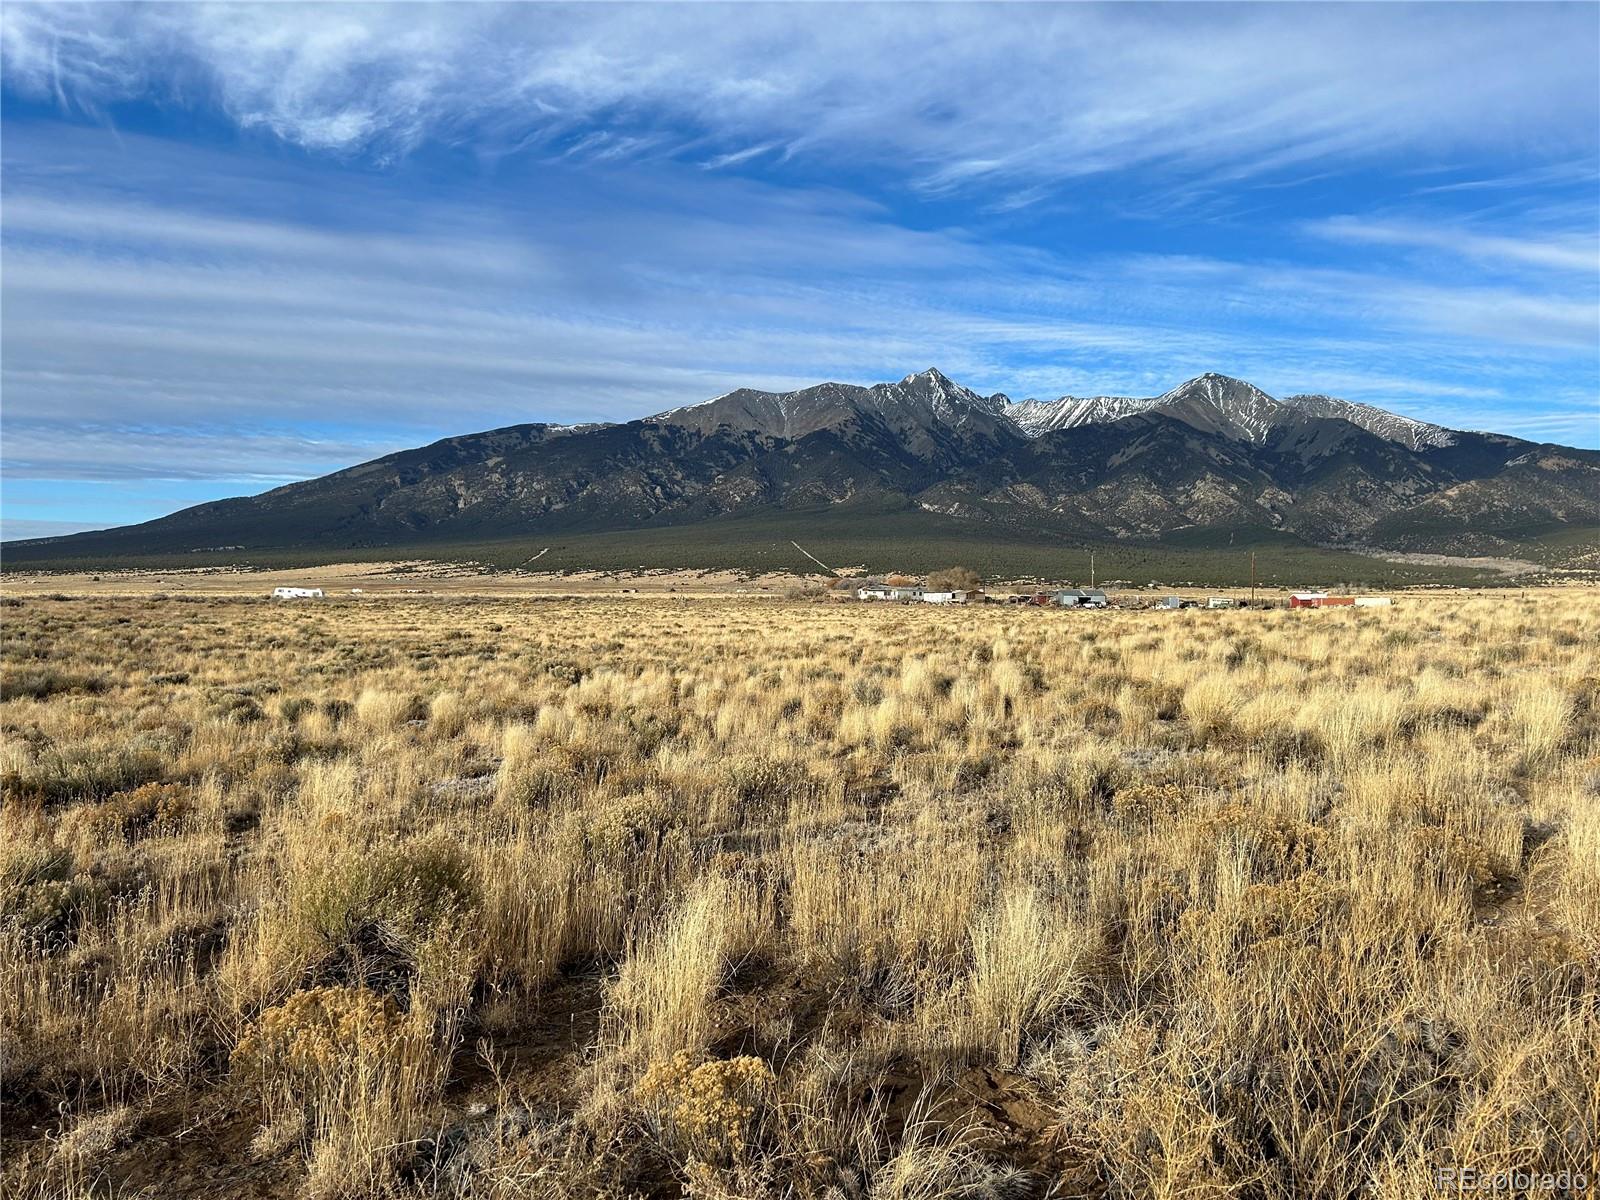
[271, 587, 324, 600]
[858, 584, 924, 602]
[921, 590, 969, 605]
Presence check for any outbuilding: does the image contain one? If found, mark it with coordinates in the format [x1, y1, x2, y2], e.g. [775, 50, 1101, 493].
[921, 590, 968, 605]
[1156, 595, 1183, 609]
[1080, 589, 1109, 608]
[1290, 593, 1355, 608]
[1051, 588, 1087, 607]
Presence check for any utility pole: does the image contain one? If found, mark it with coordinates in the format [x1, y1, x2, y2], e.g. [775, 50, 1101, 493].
[1090, 550, 1096, 589]
[1250, 551, 1257, 607]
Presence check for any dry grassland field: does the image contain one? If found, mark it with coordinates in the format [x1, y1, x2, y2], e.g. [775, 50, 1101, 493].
[2, 589, 1598, 1199]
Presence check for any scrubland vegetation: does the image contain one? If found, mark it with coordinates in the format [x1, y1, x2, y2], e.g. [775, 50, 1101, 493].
[2, 591, 1597, 1198]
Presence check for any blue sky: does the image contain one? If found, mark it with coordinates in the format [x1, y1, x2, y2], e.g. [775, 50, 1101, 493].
[3, 2, 1597, 540]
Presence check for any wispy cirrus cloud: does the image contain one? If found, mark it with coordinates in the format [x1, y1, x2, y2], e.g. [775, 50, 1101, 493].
[1308, 215, 1600, 275]
[1, 4, 1596, 538]
[1407, 159, 1600, 197]
[3, 3, 1595, 190]
[4, 125, 1593, 470]
[0, 418, 401, 483]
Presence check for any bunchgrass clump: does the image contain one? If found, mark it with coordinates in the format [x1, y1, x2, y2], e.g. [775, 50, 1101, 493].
[2, 587, 1596, 1197]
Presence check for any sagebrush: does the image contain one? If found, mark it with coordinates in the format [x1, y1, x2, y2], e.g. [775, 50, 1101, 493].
[2, 591, 1597, 1198]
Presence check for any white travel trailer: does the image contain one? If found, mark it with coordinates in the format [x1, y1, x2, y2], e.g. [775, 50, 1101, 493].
[921, 590, 969, 605]
[271, 587, 324, 600]
[1353, 596, 1393, 607]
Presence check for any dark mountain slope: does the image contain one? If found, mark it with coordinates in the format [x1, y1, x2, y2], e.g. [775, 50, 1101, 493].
[1362, 448, 1600, 552]
[13, 421, 777, 557]
[918, 413, 1284, 538]
[5, 370, 1595, 568]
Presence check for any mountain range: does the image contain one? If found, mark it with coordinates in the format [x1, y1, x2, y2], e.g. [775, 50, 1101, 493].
[7, 370, 1597, 568]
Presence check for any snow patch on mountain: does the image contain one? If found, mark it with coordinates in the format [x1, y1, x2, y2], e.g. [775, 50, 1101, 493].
[1001, 374, 1282, 441]
[650, 368, 1462, 453]
[1000, 373, 1456, 450]
[1281, 394, 1456, 450]
[1007, 394, 1151, 436]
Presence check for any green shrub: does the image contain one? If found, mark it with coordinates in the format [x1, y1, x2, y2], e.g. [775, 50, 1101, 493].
[0, 668, 109, 702]
[293, 834, 479, 951]
[3, 874, 109, 948]
[1, 743, 166, 805]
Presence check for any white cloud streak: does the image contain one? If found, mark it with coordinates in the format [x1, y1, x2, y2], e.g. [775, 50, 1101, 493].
[3, 3, 1595, 189]
[1309, 215, 1600, 275]
[1, 3, 1595, 522]
[5, 154, 1594, 477]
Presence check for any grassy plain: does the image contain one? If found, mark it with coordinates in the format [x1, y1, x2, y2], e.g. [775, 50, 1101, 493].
[2, 589, 1597, 1198]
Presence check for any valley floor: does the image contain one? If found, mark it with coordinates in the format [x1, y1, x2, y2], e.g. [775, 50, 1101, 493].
[0, 562, 816, 599]
[4, 560, 1589, 603]
[2, 593, 1597, 1198]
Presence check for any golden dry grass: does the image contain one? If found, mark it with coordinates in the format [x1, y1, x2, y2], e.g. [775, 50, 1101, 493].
[1, 590, 1597, 1198]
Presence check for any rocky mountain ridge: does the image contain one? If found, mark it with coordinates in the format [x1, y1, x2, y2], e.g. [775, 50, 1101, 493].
[6, 369, 1594, 565]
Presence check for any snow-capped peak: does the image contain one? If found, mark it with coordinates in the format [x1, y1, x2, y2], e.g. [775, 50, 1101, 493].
[997, 373, 1282, 441]
[648, 369, 1462, 452]
[1281, 394, 1456, 450]
[996, 372, 1461, 450]
[1153, 374, 1282, 442]
[1005, 393, 1153, 437]
[877, 368, 1010, 422]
